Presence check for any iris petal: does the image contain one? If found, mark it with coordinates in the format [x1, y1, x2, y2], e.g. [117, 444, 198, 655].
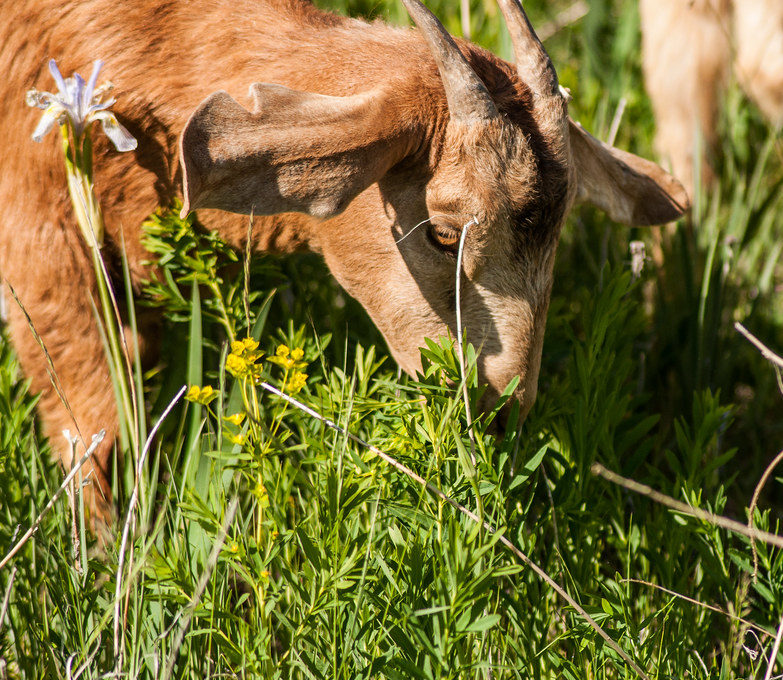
[86, 97, 116, 116]
[32, 105, 63, 142]
[86, 60, 103, 102]
[71, 73, 86, 127]
[93, 111, 137, 152]
[48, 59, 68, 96]
[25, 89, 55, 110]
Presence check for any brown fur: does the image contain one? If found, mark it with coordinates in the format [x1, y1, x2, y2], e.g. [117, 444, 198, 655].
[0, 0, 688, 523]
[641, 0, 783, 192]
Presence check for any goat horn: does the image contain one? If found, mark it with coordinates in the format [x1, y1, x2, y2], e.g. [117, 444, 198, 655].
[401, 0, 498, 123]
[496, 0, 569, 147]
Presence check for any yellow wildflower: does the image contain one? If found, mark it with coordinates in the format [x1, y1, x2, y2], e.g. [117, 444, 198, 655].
[268, 345, 307, 370]
[260, 570, 270, 580]
[227, 338, 263, 378]
[231, 336, 260, 355]
[226, 432, 246, 445]
[286, 371, 308, 394]
[223, 412, 245, 426]
[185, 384, 217, 405]
[226, 353, 248, 377]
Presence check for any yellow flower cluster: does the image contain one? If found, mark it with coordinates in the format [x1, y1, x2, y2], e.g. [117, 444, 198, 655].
[286, 370, 308, 394]
[223, 412, 245, 426]
[225, 432, 246, 446]
[267, 344, 307, 371]
[185, 384, 217, 405]
[221, 412, 247, 446]
[266, 344, 309, 393]
[226, 336, 263, 379]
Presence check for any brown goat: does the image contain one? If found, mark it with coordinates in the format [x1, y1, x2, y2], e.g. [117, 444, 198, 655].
[641, 0, 783, 192]
[0, 0, 688, 522]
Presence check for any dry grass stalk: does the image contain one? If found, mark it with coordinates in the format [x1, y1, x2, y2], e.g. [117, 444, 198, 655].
[0, 431, 105, 572]
[592, 463, 783, 549]
[734, 322, 783, 580]
[748, 450, 783, 581]
[624, 578, 772, 639]
[765, 616, 783, 680]
[456, 216, 479, 466]
[0, 566, 17, 636]
[735, 322, 783, 371]
[6, 283, 82, 440]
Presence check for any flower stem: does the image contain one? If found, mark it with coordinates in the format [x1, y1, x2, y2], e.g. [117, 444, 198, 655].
[60, 124, 139, 455]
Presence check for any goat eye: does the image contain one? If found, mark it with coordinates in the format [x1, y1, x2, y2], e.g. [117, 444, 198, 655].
[427, 221, 461, 255]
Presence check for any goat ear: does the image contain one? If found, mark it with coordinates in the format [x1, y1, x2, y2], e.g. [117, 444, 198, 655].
[180, 83, 407, 219]
[569, 119, 690, 226]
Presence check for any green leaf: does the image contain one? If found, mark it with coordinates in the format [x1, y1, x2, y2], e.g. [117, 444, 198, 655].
[509, 444, 548, 489]
[296, 527, 322, 571]
[462, 613, 500, 634]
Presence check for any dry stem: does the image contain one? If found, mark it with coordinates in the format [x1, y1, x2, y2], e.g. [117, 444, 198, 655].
[592, 463, 783, 550]
[0, 431, 105, 572]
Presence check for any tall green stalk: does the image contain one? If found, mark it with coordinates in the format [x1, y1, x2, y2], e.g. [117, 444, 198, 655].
[59, 124, 140, 456]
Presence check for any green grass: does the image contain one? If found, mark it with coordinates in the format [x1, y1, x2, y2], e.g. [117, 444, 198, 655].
[2, 0, 783, 678]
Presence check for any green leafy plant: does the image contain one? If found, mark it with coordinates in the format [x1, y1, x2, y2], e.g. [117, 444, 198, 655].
[2, 1, 783, 678]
